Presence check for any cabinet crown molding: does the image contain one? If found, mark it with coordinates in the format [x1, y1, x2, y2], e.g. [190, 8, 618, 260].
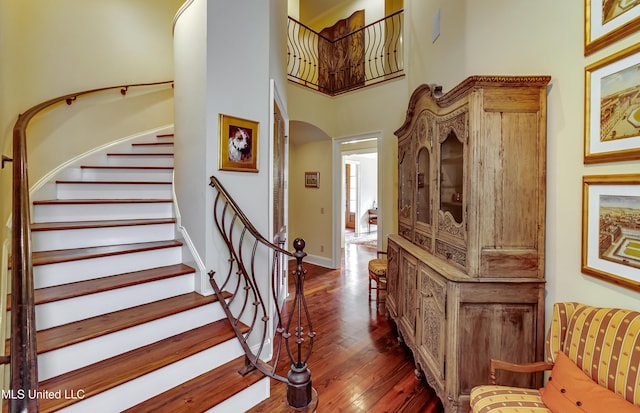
[395, 75, 551, 137]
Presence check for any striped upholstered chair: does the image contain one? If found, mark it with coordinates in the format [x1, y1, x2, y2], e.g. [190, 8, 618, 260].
[470, 302, 640, 413]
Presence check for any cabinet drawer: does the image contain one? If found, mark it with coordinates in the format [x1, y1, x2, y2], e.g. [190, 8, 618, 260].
[435, 239, 466, 269]
[414, 228, 432, 253]
[399, 223, 413, 241]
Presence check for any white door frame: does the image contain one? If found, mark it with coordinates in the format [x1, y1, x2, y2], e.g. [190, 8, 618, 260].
[268, 79, 289, 343]
[331, 130, 382, 269]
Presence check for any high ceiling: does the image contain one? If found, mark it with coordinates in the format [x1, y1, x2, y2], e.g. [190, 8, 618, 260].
[299, 0, 349, 24]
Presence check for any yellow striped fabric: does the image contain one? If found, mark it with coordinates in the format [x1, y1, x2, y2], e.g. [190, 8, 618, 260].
[469, 386, 549, 413]
[471, 302, 640, 412]
[561, 305, 640, 406]
[544, 302, 584, 363]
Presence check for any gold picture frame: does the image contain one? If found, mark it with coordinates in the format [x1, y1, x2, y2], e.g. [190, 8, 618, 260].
[219, 114, 259, 172]
[582, 174, 640, 292]
[304, 172, 320, 188]
[585, 0, 640, 56]
[584, 42, 640, 163]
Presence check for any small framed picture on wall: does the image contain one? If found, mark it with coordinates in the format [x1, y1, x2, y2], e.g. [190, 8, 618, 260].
[585, 0, 640, 55]
[582, 174, 640, 292]
[584, 42, 640, 163]
[305, 172, 320, 188]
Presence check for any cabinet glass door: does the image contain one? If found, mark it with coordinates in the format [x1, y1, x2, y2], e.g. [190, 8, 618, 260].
[399, 139, 413, 221]
[439, 131, 463, 223]
[416, 147, 431, 225]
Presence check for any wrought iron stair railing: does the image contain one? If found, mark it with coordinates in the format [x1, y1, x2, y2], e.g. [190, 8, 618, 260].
[209, 176, 317, 409]
[287, 10, 404, 95]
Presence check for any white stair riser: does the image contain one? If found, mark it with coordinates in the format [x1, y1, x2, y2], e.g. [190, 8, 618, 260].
[56, 183, 172, 200]
[80, 168, 173, 182]
[38, 302, 228, 382]
[207, 379, 270, 413]
[106, 155, 173, 167]
[33, 274, 195, 330]
[33, 202, 174, 223]
[55, 338, 244, 412]
[34, 247, 183, 288]
[130, 144, 175, 154]
[32, 223, 175, 252]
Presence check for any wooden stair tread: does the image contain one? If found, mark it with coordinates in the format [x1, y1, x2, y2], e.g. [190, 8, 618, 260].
[32, 240, 183, 266]
[38, 320, 240, 412]
[33, 198, 172, 205]
[156, 133, 174, 137]
[123, 356, 264, 413]
[31, 218, 176, 231]
[35, 292, 229, 354]
[8, 264, 195, 309]
[79, 165, 173, 170]
[131, 142, 174, 146]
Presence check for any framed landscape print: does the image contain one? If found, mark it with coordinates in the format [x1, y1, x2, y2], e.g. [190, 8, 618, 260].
[304, 172, 320, 188]
[585, 0, 640, 55]
[584, 42, 640, 163]
[582, 174, 640, 292]
[219, 114, 259, 172]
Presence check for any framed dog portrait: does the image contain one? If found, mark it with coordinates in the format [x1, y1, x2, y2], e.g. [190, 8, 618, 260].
[584, 42, 640, 163]
[582, 174, 640, 292]
[219, 114, 259, 172]
[585, 0, 640, 55]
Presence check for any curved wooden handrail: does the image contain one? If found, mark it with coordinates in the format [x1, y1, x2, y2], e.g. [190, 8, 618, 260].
[9, 80, 173, 413]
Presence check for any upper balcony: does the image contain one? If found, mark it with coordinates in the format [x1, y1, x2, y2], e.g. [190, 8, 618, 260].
[287, 10, 404, 96]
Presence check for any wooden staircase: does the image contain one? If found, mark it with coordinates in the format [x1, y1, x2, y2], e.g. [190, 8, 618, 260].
[7, 128, 269, 412]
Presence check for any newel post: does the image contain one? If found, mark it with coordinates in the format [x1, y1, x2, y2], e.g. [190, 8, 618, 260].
[286, 238, 317, 409]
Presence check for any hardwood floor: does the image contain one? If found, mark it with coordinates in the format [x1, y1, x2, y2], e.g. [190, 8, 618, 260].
[248, 243, 444, 413]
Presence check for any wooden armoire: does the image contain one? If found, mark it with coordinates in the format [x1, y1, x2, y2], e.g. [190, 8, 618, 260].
[387, 76, 550, 413]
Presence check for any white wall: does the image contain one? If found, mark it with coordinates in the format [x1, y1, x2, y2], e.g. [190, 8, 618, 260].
[0, 0, 181, 231]
[173, 0, 208, 291]
[174, 0, 288, 292]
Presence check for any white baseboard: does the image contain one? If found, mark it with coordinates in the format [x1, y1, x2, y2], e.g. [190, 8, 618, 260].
[294, 254, 334, 269]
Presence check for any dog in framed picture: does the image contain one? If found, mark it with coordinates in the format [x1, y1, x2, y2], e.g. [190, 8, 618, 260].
[228, 127, 252, 162]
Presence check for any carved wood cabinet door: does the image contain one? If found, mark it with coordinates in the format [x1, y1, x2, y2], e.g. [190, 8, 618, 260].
[386, 240, 400, 317]
[417, 264, 447, 385]
[399, 252, 418, 341]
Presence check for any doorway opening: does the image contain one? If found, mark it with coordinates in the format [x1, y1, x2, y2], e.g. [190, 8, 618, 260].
[331, 132, 381, 268]
[343, 152, 378, 250]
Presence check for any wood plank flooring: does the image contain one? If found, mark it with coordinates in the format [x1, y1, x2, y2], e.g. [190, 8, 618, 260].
[248, 240, 444, 413]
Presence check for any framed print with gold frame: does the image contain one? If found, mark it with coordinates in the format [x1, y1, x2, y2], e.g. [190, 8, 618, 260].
[585, 0, 640, 55]
[584, 42, 640, 163]
[219, 114, 259, 172]
[582, 174, 640, 292]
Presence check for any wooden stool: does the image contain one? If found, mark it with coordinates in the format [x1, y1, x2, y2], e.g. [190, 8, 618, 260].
[368, 251, 387, 305]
